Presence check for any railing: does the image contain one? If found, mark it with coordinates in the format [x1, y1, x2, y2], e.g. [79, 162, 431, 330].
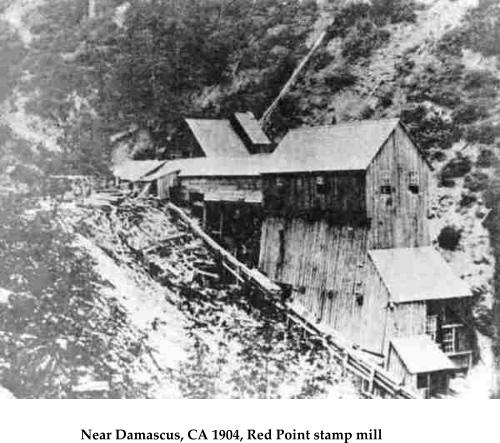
[166, 202, 418, 399]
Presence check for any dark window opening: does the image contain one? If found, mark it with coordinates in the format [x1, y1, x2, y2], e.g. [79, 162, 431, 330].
[409, 184, 419, 194]
[409, 171, 419, 194]
[189, 191, 204, 202]
[380, 172, 392, 195]
[316, 176, 328, 195]
[417, 374, 429, 389]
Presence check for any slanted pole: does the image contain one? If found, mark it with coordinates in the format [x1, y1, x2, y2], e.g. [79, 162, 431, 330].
[259, 30, 327, 129]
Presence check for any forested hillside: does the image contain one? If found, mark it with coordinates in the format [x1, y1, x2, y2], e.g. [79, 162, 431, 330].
[0, 0, 499, 396]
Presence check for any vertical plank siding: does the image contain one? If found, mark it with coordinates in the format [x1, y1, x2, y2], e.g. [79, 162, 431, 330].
[262, 171, 367, 222]
[366, 126, 431, 249]
[259, 124, 433, 356]
[387, 345, 410, 385]
[361, 258, 393, 354]
[260, 218, 384, 348]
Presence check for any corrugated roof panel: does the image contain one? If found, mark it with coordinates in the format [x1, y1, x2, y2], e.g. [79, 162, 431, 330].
[261, 118, 400, 174]
[185, 119, 250, 157]
[391, 335, 455, 374]
[368, 247, 471, 303]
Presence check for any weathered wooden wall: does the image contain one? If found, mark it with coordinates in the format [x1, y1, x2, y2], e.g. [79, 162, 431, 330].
[366, 125, 431, 249]
[387, 345, 410, 385]
[366, 260, 427, 355]
[385, 303, 427, 356]
[262, 171, 366, 222]
[361, 257, 393, 354]
[260, 218, 383, 346]
[157, 172, 179, 200]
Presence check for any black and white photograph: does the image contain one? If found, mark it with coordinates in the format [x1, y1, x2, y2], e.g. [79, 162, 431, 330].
[0, 0, 498, 400]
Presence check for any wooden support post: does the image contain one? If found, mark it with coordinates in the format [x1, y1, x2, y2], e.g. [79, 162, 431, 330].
[219, 206, 224, 239]
[202, 203, 207, 231]
[341, 351, 349, 377]
[368, 367, 376, 394]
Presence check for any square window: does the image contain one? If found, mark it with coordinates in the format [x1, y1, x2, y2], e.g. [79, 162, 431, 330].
[441, 328, 455, 353]
[409, 171, 419, 194]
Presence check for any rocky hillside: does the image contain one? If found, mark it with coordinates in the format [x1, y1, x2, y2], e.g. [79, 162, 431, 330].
[0, 194, 360, 398]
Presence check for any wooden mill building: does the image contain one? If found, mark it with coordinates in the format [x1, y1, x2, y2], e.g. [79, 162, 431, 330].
[113, 116, 476, 397]
[174, 111, 274, 158]
[258, 118, 474, 397]
[139, 112, 274, 264]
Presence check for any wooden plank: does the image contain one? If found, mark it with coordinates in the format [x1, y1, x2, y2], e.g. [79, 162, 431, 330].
[167, 203, 281, 295]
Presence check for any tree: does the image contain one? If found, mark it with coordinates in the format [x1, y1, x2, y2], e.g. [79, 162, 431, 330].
[19, 0, 318, 165]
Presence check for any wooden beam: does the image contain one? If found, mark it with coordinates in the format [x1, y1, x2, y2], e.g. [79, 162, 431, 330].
[259, 31, 327, 129]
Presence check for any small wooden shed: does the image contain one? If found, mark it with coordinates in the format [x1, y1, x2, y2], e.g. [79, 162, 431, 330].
[387, 335, 455, 398]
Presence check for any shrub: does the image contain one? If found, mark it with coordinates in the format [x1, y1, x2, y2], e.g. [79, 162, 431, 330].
[464, 123, 496, 145]
[436, 28, 466, 57]
[395, 54, 415, 76]
[328, 0, 417, 39]
[462, 0, 500, 57]
[437, 225, 462, 250]
[464, 171, 490, 192]
[377, 85, 394, 108]
[309, 47, 335, 71]
[484, 176, 500, 209]
[476, 148, 498, 168]
[371, 0, 417, 24]
[402, 105, 461, 151]
[451, 102, 489, 125]
[440, 176, 456, 187]
[327, 2, 371, 39]
[321, 64, 357, 91]
[430, 150, 446, 162]
[440, 154, 472, 179]
[459, 192, 477, 207]
[429, 88, 462, 108]
[463, 69, 500, 90]
[342, 19, 390, 61]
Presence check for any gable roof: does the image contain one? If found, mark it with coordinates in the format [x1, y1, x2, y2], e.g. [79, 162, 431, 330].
[113, 160, 165, 182]
[391, 335, 455, 374]
[368, 247, 471, 303]
[144, 154, 271, 181]
[233, 112, 272, 146]
[261, 118, 400, 174]
[185, 119, 250, 158]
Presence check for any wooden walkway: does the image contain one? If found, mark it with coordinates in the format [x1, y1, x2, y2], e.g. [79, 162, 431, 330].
[166, 203, 417, 399]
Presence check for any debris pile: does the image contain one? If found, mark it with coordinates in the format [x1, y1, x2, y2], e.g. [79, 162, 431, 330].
[70, 198, 361, 398]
